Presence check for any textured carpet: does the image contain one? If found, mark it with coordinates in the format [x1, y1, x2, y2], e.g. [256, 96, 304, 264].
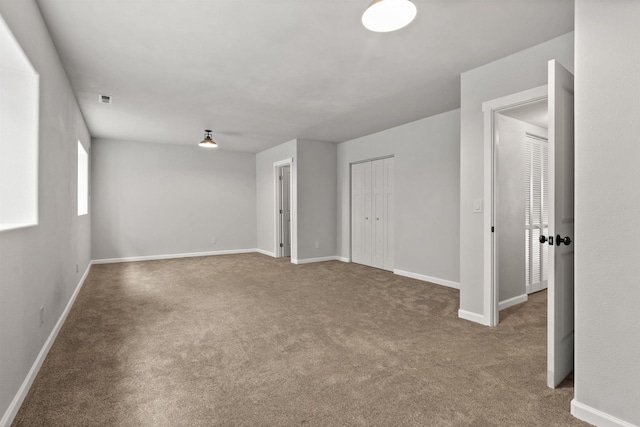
[13, 254, 586, 426]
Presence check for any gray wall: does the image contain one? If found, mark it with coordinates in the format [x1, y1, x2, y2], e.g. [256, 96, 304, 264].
[0, 0, 91, 422]
[574, 1, 640, 425]
[255, 139, 296, 257]
[297, 140, 337, 260]
[91, 139, 256, 260]
[459, 33, 574, 317]
[337, 109, 460, 284]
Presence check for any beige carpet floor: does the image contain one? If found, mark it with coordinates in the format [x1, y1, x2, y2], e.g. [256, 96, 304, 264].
[13, 254, 586, 426]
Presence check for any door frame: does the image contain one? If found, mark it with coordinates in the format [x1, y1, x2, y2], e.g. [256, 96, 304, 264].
[274, 158, 295, 259]
[482, 85, 548, 327]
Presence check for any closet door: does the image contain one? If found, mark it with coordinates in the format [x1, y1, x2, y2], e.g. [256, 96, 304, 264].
[372, 159, 385, 269]
[351, 163, 364, 264]
[362, 161, 373, 266]
[383, 157, 395, 271]
[351, 157, 394, 271]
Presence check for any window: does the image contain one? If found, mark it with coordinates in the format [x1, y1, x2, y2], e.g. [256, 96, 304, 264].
[77, 141, 88, 216]
[0, 15, 39, 231]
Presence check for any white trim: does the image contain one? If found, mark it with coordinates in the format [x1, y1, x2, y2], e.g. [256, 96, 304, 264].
[336, 256, 351, 263]
[393, 269, 460, 289]
[92, 249, 257, 264]
[458, 309, 489, 325]
[255, 248, 276, 257]
[0, 263, 92, 427]
[483, 85, 548, 327]
[292, 256, 341, 265]
[273, 157, 293, 167]
[571, 400, 638, 427]
[498, 294, 528, 311]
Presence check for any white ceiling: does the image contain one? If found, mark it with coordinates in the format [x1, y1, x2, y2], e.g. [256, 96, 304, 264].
[35, 0, 574, 152]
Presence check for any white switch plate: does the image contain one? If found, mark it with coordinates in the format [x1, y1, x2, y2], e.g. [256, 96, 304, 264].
[473, 199, 483, 213]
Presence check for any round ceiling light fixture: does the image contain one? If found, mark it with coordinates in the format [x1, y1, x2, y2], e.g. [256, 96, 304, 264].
[198, 129, 218, 148]
[362, 0, 417, 33]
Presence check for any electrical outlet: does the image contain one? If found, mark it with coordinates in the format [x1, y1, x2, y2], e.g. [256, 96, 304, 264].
[39, 306, 44, 327]
[211, 237, 216, 244]
[315, 241, 319, 249]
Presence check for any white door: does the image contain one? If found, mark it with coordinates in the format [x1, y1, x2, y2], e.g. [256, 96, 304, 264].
[372, 159, 385, 269]
[351, 163, 364, 264]
[363, 161, 373, 266]
[282, 165, 291, 257]
[546, 59, 575, 388]
[351, 158, 395, 271]
[383, 158, 395, 270]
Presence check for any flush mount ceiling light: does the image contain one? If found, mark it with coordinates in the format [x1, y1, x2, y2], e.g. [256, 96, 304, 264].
[198, 129, 218, 148]
[362, 0, 417, 33]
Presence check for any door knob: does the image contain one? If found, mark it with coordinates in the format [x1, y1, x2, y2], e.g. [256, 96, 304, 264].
[539, 235, 553, 245]
[556, 235, 572, 246]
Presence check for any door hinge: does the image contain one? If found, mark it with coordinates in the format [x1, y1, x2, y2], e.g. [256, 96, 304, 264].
[279, 176, 283, 181]
[280, 243, 284, 248]
[491, 226, 495, 232]
[280, 209, 283, 214]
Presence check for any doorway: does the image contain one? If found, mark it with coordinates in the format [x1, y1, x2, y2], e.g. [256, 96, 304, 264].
[494, 99, 549, 311]
[275, 159, 293, 258]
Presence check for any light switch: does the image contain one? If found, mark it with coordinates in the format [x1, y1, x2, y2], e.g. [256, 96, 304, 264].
[473, 199, 483, 213]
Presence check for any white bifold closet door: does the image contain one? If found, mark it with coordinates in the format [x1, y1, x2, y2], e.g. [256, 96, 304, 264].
[351, 158, 394, 271]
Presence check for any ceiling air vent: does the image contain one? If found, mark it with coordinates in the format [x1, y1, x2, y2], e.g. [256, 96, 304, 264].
[99, 94, 112, 104]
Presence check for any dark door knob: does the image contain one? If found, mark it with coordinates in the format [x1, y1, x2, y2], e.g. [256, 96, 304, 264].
[556, 235, 572, 246]
[539, 235, 548, 244]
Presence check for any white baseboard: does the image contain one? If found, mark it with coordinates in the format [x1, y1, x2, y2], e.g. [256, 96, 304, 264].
[0, 263, 92, 427]
[336, 256, 350, 263]
[458, 309, 489, 326]
[498, 294, 528, 311]
[393, 269, 460, 289]
[255, 248, 276, 257]
[92, 248, 257, 264]
[571, 399, 638, 427]
[292, 256, 341, 265]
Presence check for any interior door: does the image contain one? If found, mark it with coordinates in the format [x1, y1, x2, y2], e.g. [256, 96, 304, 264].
[546, 59, 575, 388]
[282, 165, 291, 257]
[372, 159, 385, 269]
[383, 157, 395, 271]
[363, 161, 373, 266]
[351, 163, 364, 264]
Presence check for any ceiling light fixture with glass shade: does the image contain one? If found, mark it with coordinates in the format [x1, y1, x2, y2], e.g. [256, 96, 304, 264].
[362, 0, 417, 33]
[198, 129, 218, 148]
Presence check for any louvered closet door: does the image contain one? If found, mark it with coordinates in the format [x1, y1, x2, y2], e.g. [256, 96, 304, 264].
[525, 135, 549, 294]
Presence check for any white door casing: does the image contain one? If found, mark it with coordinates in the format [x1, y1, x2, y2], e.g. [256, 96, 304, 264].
[547, 59, 575, 388]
